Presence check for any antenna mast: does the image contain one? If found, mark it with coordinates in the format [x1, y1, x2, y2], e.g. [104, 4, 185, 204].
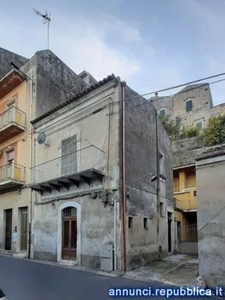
[33, 8, 51, 49]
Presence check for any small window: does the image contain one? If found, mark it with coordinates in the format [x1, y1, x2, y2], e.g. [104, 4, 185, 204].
[158, 109, 166, 118]
[6, 148, 14, 163]
[159, 153, 164, 175]
[175, 117, 180, 126]
[186, 100, 193, 112]
[143, 217, 148, 230]
[196, 122, 202, 131]
[160, 202, 164, 217]
[194, 190, 197, 197]
[128, 216, 133, 229]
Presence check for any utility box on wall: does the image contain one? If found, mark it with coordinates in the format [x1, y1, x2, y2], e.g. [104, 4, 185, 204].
[100, 244, 113, 271]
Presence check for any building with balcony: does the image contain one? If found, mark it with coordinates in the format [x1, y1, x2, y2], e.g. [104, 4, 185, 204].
[0, 47, 88, 256]
[30, 75, 174, 271]
[152, 85, 225, 255]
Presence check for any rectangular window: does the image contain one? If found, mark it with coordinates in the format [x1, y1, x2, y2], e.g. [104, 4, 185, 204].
[160, 202, 164, 218]
[159, 109, 165, 118]
[196, 122, 202, 131]
[128, 216, 133, 229]
[6, 148, 14, 163]
[61, 136, 77, 176]
[175, 117, 180, 126]
[186, 100, 193, 112]
[143, 217, 148, 230]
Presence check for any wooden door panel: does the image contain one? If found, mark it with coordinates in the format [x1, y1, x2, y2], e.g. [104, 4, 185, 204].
[62, 218, 77, 260]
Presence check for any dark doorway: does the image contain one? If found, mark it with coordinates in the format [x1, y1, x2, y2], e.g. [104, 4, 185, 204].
[5, 209, 12, 250]
[168, 212, 172, 253]
[62, 207, 77, 260]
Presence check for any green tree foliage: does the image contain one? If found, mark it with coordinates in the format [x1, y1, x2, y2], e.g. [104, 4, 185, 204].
[159, 116, 180, 140]
[204, 114, 225, 146]
[182, 126, 199, 138]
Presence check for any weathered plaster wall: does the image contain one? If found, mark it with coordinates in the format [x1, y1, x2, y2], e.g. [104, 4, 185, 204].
[0, 47, 28, 78]
[124, 85, 173, 270]
[0, 188, 29, 251]
[196, 149, 225, 287]
[172, 136, 205, 168]
[32, 79, 122, 269]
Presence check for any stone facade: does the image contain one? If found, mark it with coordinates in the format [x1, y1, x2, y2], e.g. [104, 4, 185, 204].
[151, 83, 225, 132]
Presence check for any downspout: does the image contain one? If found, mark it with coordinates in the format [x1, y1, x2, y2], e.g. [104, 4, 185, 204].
[121, 82, 127, 272]
[113, 198, 117, 271]
[155, 108, 160, 244]
[28, 76, 33, 259]
[108, 102, 117, 271]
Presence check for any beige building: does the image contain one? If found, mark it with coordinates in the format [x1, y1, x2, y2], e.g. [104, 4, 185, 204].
[196, 144, 225, 287]
[152, 83, 225, 132]
[30, 76, 174, 271]
[0, 68, 30, 254]
[0, 47, 87, 256]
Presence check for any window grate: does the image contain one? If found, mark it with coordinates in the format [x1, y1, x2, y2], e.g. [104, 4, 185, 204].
[61, 136, 77, 176]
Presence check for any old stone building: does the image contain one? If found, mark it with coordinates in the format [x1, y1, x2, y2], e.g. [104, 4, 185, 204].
[30, 75, 174, 271]
[152, 83, 225, 132]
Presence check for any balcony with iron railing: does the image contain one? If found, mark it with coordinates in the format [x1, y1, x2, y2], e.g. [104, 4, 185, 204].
[31, 145, 106, 194]
[0, 106, 26, 143]
[0, 163, 26, 192]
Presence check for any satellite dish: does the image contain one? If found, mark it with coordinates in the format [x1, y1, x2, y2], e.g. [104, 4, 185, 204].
[37, 132, 46, 144]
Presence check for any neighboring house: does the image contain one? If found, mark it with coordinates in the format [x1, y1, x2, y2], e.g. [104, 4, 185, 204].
[151, 84, 225, 254]
[196, 144, 225, 287]
[0, 47, 87, 256]
[30, 76, 174, 271]
[152, 83, 225, 131]
[172, 136, 205, 254]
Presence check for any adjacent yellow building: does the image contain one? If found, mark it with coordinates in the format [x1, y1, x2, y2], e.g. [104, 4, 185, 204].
[173, 165, 197, 253]
[0, 69, 31, 254]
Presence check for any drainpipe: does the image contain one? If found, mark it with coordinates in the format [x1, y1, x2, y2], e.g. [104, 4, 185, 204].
[113, 198, 117, 271]
[121, 81, 127, 272]
[108, 102, 118, 271]
[155, 108, 160, 244]
[28, 73, 34, 259]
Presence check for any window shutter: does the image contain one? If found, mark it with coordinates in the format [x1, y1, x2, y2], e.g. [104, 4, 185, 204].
[61, 136, 77, 175]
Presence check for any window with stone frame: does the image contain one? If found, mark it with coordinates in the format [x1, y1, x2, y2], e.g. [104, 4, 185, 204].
[186, 99, 193, 112]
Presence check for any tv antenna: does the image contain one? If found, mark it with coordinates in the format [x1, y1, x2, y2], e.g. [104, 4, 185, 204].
[33, 8, 51, 49]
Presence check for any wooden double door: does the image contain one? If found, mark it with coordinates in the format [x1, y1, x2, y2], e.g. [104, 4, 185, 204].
[62, 207, 77, 260]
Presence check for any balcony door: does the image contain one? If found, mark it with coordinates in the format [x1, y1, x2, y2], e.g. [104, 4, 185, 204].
[61, 136, 77, 176]
[62, 207, 77, 260]
[5, 209, 12, 250]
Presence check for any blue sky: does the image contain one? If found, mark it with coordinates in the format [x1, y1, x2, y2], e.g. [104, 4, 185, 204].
[1, 0, 225, 104]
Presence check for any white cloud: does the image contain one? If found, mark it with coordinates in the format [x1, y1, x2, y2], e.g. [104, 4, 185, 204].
[51, 14, 141, 80]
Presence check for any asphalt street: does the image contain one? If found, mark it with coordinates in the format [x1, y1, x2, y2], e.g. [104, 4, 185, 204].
[0, 255, 222, 300]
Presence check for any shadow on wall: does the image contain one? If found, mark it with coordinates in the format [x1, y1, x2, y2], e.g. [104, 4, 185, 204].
[0, 289, 6, 299]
